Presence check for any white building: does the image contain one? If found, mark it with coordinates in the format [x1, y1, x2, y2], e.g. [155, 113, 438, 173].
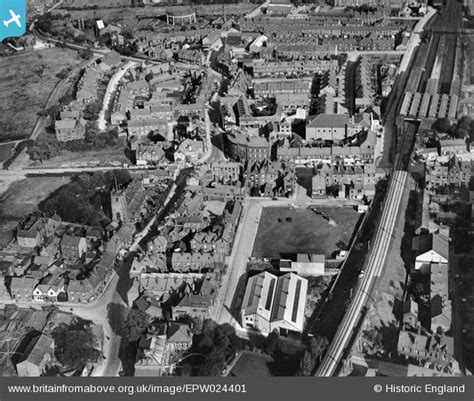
[241, 271, 308, 335]
[414, 231, 449, 272]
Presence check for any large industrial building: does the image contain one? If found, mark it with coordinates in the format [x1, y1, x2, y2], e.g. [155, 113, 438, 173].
[240, 271, 308, 335]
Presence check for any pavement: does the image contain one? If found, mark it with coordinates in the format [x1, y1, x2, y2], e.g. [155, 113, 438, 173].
[56, 271, 125, 377]
[196, 104, 213, 165]
[213, 191, 362, 329]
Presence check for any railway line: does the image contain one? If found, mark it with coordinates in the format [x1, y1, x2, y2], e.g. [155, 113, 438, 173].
[417, 33, 440, 93]
[315, 169, 408, 376]
[413, 0, 462, 95]
[314, 0, 464, 377]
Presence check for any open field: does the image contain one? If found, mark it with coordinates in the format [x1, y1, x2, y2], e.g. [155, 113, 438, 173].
[252, 206, 360, 259]
[62, 0, 131, 7]
[60, 3, 256, 24]
[0, 177, 70, 218]
[229, 352, 273, 377]
[0, 143, 15, 163]
[0, 48, 80, 143]
[28, 139, 128, 168]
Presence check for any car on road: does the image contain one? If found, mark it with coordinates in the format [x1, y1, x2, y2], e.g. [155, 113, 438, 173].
[359, 270, 365, 279]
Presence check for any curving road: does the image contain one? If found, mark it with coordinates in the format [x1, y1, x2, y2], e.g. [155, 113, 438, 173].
[98, 61, 136, 131]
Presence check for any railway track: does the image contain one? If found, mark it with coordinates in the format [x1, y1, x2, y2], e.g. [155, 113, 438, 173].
[439, 34, 458, 94]
[417, 33, 440, 93]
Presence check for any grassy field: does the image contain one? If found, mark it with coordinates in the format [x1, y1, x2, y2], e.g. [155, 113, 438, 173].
[61, 3, 256, 23]
[62, 0, 131, 7]
[28, 139, 128, 167]
[0, 177, 70, 218]
[252, 206, 360, 259]
[0, 143, 15, 163]
[229, 352, 273, 377]
[0, 48, 80, 142]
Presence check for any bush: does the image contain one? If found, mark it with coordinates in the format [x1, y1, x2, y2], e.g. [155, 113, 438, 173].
[83, 101, 102, 121]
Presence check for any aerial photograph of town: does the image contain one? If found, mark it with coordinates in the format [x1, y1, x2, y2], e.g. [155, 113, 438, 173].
[0, 0, 473, 392]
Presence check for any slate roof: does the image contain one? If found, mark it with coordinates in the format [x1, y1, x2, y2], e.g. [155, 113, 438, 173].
[167, 323, 192, 344]
[307, 113, 350, 128]
[17, 334, 54, 368]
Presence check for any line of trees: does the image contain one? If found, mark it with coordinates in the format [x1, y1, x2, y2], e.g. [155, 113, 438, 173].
[296, 335, 329, 376]
[432, 116, 474, 143]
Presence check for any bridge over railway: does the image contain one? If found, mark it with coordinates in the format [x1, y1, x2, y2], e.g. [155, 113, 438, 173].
[314, 0, 462, 377]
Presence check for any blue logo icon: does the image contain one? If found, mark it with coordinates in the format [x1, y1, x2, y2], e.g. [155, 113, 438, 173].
[0, 0, 26, 41]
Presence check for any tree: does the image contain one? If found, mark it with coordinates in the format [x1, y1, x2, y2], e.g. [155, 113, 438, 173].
[107, 303, 127, 336]
[27, 136, 61, 162]
[59, 93, 74, 105]
[309, 335, 329, 361]
[455, 129, 468, 140]
[197, 334, 214, 351]
[36, 14, 53, 33]
[297, 350, 315, 376]
[431, 117, 451, 133]
[78, 48, 94, 60]
[83, 101, 102, 120]
[122, 29, 134, 40]
[122, 309, 149, 342]
[264, 330, 280, 356]
[144, 71, 154, 82]
[38, 171, 131, 226]
[177, 314, 203, 335]
[198, 346, 227, 376]
[47, 104, 61, 120]
[52, 325, 102, 370]
[105, 169, 131, 188]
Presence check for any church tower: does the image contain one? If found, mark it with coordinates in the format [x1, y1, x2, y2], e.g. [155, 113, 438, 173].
[111, 189, 129, 223]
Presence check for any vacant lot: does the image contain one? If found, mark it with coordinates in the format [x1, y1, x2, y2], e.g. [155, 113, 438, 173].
[28, 139, 128, 168]
[252, 206, 360, 259]
[0, 177, 70, 218]
[0, 48, 80, 142]
[229, 352, 273, 377]
[0, 143, 15, 163]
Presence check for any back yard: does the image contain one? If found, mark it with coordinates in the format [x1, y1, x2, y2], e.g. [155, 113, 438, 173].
[229, 351, 273, 377]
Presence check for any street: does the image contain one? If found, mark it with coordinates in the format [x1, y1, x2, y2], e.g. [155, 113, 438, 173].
[213, 190, 363, 329]
[57, 272, 125, 377]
